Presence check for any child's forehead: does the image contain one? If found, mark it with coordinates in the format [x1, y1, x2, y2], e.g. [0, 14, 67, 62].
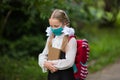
[49, 18, 61, 25]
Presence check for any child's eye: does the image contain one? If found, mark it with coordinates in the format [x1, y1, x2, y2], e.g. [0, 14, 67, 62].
[54, 25, 59, 27]
[51, 25, 59, 28]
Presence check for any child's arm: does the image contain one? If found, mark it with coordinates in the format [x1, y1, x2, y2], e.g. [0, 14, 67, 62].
[38, 37, 50, 72]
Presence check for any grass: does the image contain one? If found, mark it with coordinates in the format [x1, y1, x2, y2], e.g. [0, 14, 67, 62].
[0, 55, 47, 80]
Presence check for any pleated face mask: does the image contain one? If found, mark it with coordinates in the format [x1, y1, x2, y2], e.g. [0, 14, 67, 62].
[51, 26, 63, 36]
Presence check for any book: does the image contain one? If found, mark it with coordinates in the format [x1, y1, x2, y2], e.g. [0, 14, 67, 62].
[48, 47, 61, 60]
[47, 35, 69, 60]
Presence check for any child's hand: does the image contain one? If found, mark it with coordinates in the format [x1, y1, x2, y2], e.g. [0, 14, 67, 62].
[44, 61, 58, 72]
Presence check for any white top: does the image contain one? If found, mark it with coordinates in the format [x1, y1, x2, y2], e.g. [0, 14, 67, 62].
[38, 26, 77, 72]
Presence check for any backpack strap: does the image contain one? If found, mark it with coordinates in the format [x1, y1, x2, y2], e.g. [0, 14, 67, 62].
[68, 35, 76, 41]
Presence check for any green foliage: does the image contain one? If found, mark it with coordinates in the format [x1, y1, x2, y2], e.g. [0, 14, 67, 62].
[0, 35, 46, 58]
[0, 55, 47, 80]
[104, 12, 113, 21]
[115, 10, 120, 27]
[0, 0, 119, 39]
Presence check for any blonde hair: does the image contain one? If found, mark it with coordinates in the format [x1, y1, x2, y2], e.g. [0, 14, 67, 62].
[50, 9, 70, 26]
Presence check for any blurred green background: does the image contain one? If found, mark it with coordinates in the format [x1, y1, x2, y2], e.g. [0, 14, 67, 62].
[0, 0, 120, 80]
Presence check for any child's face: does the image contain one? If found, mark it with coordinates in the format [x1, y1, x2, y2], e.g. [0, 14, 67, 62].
[49, 18, 63, 28]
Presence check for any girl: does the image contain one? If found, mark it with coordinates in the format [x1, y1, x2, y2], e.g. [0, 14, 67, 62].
[38, 9, 77, 80]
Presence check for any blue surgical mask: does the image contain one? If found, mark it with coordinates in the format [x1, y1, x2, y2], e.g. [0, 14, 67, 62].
[51, 26, 63, 36]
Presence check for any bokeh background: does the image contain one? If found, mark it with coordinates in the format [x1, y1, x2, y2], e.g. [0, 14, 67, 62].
[0, 0, 120, 80]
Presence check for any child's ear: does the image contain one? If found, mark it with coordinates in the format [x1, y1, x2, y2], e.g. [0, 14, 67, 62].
[63, 22, 67, 26]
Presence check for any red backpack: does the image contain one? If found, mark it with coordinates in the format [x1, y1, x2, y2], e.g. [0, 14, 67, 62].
[69, 36, 90, 80]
